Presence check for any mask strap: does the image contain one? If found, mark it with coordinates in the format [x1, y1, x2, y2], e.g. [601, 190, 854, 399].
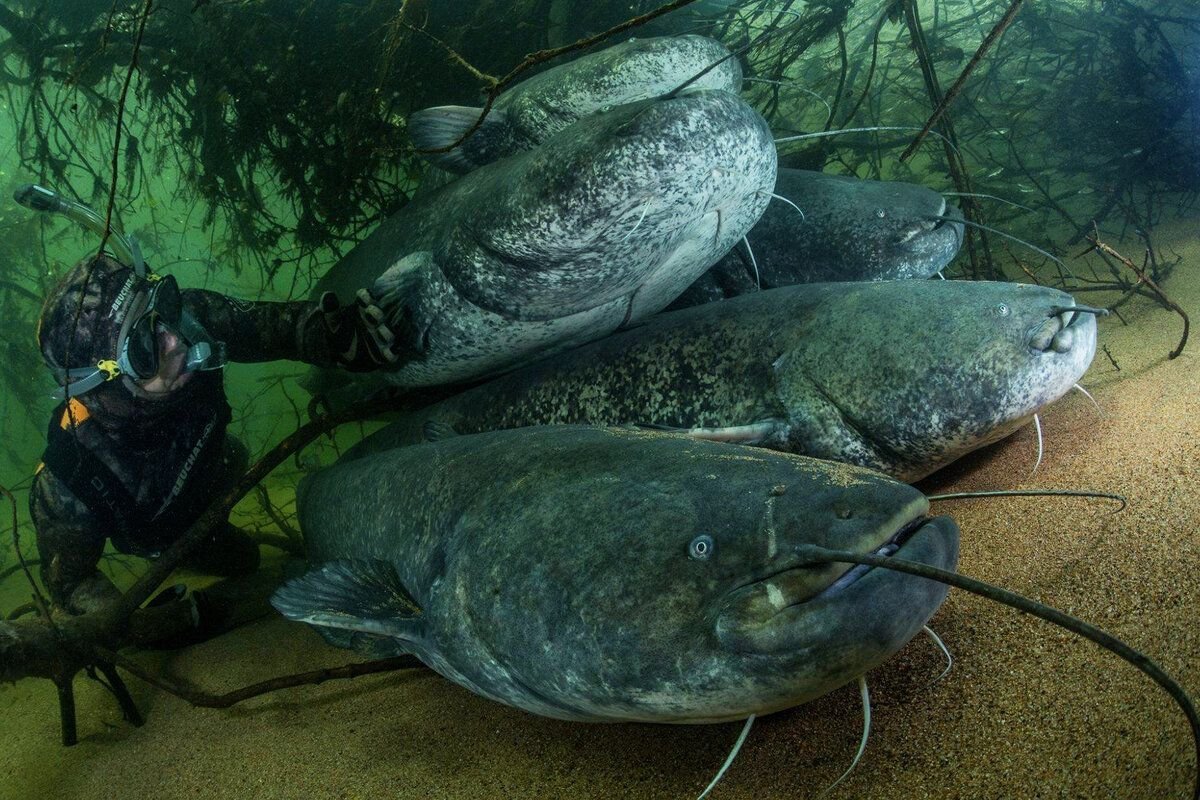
[50, 363, 121, 400]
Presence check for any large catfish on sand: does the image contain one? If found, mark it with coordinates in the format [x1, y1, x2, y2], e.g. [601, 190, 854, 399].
[273, 426, 958, 723]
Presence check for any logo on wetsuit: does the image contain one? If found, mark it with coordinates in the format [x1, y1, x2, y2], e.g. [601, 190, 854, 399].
[154, 416, 218, 519]
[89, 474, 124, 521]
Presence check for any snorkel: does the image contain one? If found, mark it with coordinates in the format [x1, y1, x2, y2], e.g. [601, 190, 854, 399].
[15, 184, 227, 399]
[14, 183, 146, 273]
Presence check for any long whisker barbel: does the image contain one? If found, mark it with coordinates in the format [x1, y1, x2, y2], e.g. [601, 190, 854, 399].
[1050, 304, 1110, 317]
[1073, 383, 1104, 417]
[926, 489, 1127, 513]
[791, 545, 1199, 800]
[774, 126, 963, 161]
[757, 189, 806, 221]
[939, 191, 1036, 214]
[1031, 414, 1044, 475]
[925, 214, 1072, 275]
[743, 77, 833, 126]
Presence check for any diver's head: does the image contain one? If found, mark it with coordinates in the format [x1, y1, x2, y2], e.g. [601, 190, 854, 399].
[38, 253, 222, 402]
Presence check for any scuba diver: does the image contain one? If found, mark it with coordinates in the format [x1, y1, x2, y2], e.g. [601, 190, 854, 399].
[18, 184, 397, 623]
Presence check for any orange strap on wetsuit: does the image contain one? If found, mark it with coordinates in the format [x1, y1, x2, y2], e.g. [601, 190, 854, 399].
[58, 397, 91, 429]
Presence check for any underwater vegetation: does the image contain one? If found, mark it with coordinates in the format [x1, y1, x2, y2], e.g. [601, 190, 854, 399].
[0, 0, 1194, 282]
[0, 1, 1197, 798]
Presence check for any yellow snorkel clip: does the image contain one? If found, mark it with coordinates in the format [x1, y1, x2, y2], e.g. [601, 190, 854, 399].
[96, 360, 122, 381]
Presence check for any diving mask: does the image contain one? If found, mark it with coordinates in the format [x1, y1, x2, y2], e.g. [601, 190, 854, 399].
[52, 272, 227, 400]
[117, 274, 207, 380]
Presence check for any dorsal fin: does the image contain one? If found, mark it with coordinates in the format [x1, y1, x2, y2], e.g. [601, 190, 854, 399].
[407, 105, 509, 173]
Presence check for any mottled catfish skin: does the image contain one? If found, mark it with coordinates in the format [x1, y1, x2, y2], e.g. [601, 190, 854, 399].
[313, 88, 775, 390]
[672, 169, 965, 308]
[409, 35, 742, 173]
[273, 426, 958, 723]
[349, 281, 1097, 482]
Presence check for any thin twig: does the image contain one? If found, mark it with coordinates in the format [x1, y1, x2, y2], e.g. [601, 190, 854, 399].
[97, 0, 154, 260]
[417, 0, 702, 156]
[0, 482, 51, 621]
[400, 23, 497, 85]
[254, 485, 301, 543]
[1079, 223, 1189, 358]
[900, 0, 1026, 162]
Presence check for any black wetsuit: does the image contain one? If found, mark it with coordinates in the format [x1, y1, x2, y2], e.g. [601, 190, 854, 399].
[32, 287, 335, 608]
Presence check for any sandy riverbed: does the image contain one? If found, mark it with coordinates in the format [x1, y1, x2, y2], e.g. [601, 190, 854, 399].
[1, 219, 1196, 800]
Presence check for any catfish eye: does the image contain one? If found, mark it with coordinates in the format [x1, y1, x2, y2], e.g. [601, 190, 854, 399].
[874, 208, 886, 219]
[993, 303, 1011, 317]
[688, 534, 715, 561]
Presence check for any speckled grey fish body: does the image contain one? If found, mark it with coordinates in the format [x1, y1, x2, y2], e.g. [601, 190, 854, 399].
[408, 35, 742, 173]
[672, 169, 965, 308]
[272, 426, 959, 723]
[349, 281, 1096, 482]
[315, 88, 776, 389]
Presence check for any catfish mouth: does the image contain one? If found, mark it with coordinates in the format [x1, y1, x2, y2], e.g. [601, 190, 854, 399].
[893, 197, 962, 247]
[719, 498, 930, 629]
[808, 514, 929, 600]
[929, 197, 960, 234]
[761, 513, 932, 608]
[1028, 302, 1093, 353]
[715, 506, 950, 655]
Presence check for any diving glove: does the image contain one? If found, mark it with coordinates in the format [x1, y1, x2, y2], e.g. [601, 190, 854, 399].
[313, 289, 398, 372]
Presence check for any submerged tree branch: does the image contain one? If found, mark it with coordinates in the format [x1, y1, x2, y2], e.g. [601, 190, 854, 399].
[1079, 224, 1189, 359]
[900, 0, 1026, 162]
[95, 647, 424, 709]
[0, 394, 399, 744]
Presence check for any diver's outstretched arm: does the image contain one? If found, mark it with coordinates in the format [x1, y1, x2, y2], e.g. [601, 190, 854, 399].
[180, 288, 397, 371]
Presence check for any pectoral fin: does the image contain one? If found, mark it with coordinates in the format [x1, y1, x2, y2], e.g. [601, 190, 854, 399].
[422, 420, 460, 442]
[635, 419, 789, 446]
[371, 252, 439, 354]
[271, 559, 423, 642]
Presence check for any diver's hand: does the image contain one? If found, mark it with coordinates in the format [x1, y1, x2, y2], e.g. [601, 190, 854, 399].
[316, 289, 398, 371]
